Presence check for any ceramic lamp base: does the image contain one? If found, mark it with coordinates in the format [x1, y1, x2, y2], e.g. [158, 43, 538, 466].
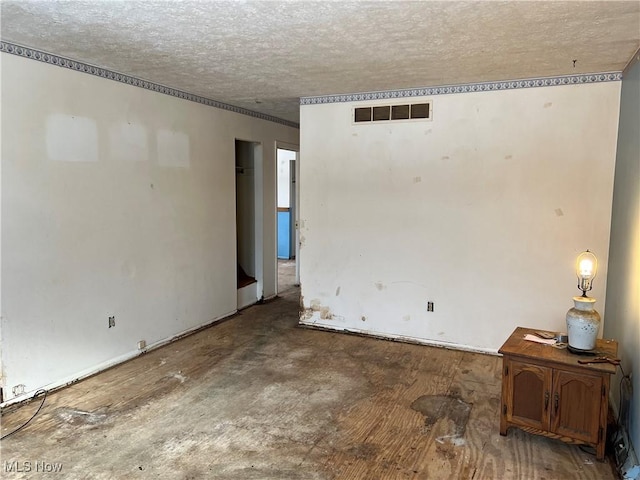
[566, 296, 601, 352]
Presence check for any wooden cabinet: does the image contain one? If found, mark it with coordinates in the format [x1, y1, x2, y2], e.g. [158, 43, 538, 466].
[499, 327, 617, 461]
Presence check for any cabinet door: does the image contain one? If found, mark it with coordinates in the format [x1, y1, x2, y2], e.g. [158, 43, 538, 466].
[506, 360, 552, 430]
[551, 370, 602, 443]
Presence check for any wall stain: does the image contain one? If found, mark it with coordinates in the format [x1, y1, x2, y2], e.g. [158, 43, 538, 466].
[504, 155, 513, 160]
[374, 282, 386, 291]
[335, 286, 341, 296]
[544, 102, 553, 108]
[301, 299, 333, 321]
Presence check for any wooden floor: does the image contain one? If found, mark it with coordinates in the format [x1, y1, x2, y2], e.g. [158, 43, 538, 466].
[1, 286, 616, 479]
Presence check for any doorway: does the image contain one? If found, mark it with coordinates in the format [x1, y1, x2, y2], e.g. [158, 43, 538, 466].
[276, 146, 299, 294]
[236, 139, 263, 309]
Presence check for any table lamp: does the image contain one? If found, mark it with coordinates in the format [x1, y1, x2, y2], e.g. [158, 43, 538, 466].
[566, 250, 601, 352]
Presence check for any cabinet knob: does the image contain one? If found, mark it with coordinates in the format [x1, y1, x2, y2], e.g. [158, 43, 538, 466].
[554, 392, 559, 414]
[544, 391, 549, 411]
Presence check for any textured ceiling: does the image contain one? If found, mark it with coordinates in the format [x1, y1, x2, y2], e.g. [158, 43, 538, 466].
[2, 1, 639, 124]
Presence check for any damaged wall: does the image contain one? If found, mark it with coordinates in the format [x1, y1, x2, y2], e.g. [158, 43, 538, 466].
[0, 53, 298, 402]
[299, 81, 620, 352]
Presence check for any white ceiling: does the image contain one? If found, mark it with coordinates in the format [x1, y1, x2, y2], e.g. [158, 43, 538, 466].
[2, 1, 639, 124]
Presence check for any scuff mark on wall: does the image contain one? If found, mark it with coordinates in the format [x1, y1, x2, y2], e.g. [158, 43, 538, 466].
[335, 286, 341, 296]
[374, 282, 386, 291]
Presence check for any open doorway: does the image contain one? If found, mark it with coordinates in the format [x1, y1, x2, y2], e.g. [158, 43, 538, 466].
[236, 139, 263, 309]
[276, 146, 299, 294]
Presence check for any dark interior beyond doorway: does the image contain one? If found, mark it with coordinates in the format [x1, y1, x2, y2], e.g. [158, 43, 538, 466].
[236, 139, 258, 289]
[237, 264, 256, 289]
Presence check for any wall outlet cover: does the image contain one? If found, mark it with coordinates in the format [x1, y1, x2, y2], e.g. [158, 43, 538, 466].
[12, 384, 25, 396]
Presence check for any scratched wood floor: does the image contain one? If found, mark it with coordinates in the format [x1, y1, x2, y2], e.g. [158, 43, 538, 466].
[1, 285, 616, 479]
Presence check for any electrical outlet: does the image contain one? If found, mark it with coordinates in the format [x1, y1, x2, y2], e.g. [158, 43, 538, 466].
[108, 316, 115, 328]
[12, 384, 25, 396]
[137, 340, 146, 350]
[427, 301, 434, 312]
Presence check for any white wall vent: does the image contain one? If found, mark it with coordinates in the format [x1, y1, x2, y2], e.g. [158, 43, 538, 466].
[354, 102, 431, 124]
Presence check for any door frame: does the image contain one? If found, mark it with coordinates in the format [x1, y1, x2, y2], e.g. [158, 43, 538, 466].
[275, 141, 300, 294]
[235, 139, 264, 308]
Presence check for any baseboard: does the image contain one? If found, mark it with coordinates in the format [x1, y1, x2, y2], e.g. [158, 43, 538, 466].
[298, 320, 499, 356]
[0, 309, 237, 409]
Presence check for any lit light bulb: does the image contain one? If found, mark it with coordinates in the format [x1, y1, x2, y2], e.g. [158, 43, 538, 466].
[579, 258, 594, 278]
[575, 250, 597, 296]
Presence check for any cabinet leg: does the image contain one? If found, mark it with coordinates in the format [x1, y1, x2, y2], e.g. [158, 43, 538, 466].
[500, 416, 508, 436]
[596, 441, 605, 462]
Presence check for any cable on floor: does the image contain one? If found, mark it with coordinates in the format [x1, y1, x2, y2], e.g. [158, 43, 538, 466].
[0, 389, 47, 440]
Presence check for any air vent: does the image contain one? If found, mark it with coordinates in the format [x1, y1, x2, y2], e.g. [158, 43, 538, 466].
[354, 107, 372, 122]
[411, 103, 430, 119]
[373, 106, 390, 121]
[354, 102, 432, 123]
[392, 105, 410, 120]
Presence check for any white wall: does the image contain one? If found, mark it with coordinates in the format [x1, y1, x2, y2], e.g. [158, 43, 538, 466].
[299, 82, 620, 352]
[277, 148, 296, 208]
[605, 52, 640, 457]
[0, 53, 298, 401]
